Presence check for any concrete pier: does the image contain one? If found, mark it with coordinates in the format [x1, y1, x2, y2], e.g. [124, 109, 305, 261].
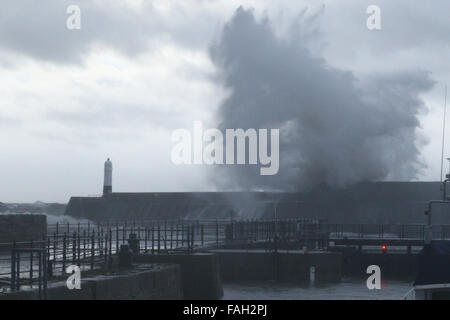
[0, 264, 183, 300]
[134, 253, 223, 300]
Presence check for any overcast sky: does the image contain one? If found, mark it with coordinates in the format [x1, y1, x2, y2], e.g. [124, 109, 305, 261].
[0, 0, 449, 202]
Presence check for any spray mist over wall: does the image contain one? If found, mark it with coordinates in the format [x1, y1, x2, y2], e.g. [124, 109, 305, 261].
[210, 7, 434, 191]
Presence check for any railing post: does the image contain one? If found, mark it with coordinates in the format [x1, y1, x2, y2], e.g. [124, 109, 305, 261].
[216, 220, 219, 248]
[157, 224, 161, 253]
[116, 222, 119, 254]
[181, 221, 185, 246]
[53, 233, 56, 262]
[145, 227, 148, 252]
[38, 250, 42, 299]
[30, 240, 34, 281]
[123, 222, 127, 246]
[42, 242, 47, 300]
[83, 230, 86, 261]
[201, 224, 204, 247]
[109, 229, 112, 260]
[176, 222, 179, 248]
[151, 225, 155, 254]
[191, 224, 194, 249]
[77, 232, 81, 266]
[164, 221, 167, 250]
[62, 233, 67, 273]
[104, 233, 108, 267]
[187, 225, 190, 253]
[72, 232, 77, 265]
[138, 225, 141, 252]
[11, 241, 16, 291]
[46, 235, 51, 279]
[90, 231, 95, 270]
[16, 250, 21, 290]
[170, 223, 174, 249]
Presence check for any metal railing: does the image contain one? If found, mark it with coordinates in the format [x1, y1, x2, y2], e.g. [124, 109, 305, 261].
[2, 219, 450, 296]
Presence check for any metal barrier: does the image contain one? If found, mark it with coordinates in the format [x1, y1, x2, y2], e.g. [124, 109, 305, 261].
[2, 219, 450, 296]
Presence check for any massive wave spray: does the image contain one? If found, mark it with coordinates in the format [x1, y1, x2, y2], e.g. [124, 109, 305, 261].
[210, 7, 434, 191]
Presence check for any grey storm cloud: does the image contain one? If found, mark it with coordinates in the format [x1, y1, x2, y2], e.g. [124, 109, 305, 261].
[210, 8, 435, 191]
[0, 1, 213, 64]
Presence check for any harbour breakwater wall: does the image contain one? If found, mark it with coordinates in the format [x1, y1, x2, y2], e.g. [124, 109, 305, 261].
[64, 182, 446, 224]
[0, 214, 47, 244]
[1, 264, 183, 300]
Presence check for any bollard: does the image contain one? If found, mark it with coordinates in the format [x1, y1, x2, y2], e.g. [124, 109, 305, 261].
[128, 233, 140, 254]
[310, 266, 316, 284]
[47, 259, 53, 278]
[119, 245, 133, 268]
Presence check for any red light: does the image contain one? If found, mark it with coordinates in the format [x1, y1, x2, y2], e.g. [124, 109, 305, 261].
[381, 244, 387, 251]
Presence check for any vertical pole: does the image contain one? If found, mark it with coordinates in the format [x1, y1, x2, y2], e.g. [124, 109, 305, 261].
[77, 232, 81, 266]
[138, 225, 141, 252]
[123, 222, 127, 246]
[62, 233, 67, 274]
[11, 242, 16, 291]
[38, 251, 42, 299]
[116, 223, 119, 254]
[216, 220, 219, 248]
[175, 221, 180, 248]
[151, 225, 155, 255]
[30, 240, 34, 281]
[91, 231, 95, 271]
[164, 221, 167, 251]
[157, 224, 161, 253]
[187, 225, 190, 253]
[181, 221, 185, 246]
[109, 229, 112, 258]
[201, 224, 204, 247]
[72, 233, 76, 265]
[16, 251, 21, 290]
[145, 228, 148, 252]
[83, 230, 86, 262]
[191, 225, 194, 251]
[46, 236, 50, 279]
[43, 244, 47, 299]
[104, 233, 108, 267]
[170, 223, 173, 250]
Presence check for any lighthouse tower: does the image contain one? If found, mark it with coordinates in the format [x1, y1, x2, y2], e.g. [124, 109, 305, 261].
[103, 158, 112, 196]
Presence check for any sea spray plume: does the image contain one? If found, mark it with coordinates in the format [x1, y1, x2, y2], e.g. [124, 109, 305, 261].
[210, 7, 434, 191]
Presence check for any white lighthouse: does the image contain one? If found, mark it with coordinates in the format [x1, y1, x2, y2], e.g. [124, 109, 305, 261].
[103, 158, 112, 196]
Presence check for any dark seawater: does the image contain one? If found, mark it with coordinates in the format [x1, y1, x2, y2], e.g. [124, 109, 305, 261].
[222, 278, 412, 300]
